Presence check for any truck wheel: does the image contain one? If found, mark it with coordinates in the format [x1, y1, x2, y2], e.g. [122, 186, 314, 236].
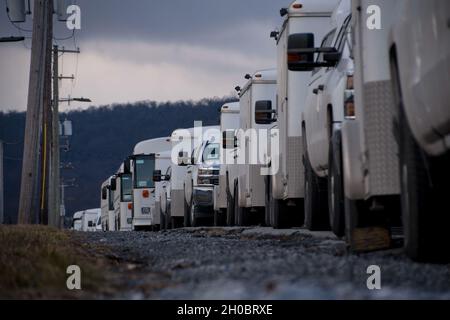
[226, 185, 235, 226]
[190, 199, 199, 228]
[184, 198, 191, 228]
[328, 131, 345, 237]
[264, 176, 271, 226]
[160, 210, 166, 231]
[214, 209, 226, 226]
[304, 154, 330, 231]
[399, 105, 450, 262]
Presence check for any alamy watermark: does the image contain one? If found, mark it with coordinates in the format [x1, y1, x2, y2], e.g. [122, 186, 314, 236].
[66, 265, 81, 290]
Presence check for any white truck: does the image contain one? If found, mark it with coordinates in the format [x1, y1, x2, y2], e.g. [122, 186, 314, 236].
[113, 162, 133, 231]
[231, 69, 277, 226]
[183, 126, 221, 227]
[81, 208, 101, 232]
[267, 0, 340, 228]
[388, 0, 450, 261]
[159, 126, 218, 228]
[72, 211, 83, 231]
[340, 0, 402, 251]
[213, 102, 240, 226]
[301, 0, 352, 235]
[100, 176, 116, 231]
[152, 150, 172, 230]
[130, 137, 171, 230]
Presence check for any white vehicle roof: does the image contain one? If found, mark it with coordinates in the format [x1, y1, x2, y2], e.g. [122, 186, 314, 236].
[133, 136, 171, 155]
[240, 69, 277, 96]
[84, 208, 101, 215]
[286, 0, 341, 17]
[101, 175, 114, 189]
[73, 211, 83, 219]
[220, 102, 240, 114]
[170, 126, 219, 141]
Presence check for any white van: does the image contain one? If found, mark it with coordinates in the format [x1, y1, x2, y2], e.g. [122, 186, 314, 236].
[302, 0, 352, 235]
[100, 176, 116, 231]
[81, 208, 101, 232]
[183, 127, 221, 227]
[388, 0, 450, 261]
[231, 69, 277, 226]
[130, 137, 171, 230]
[268, 0, 340, 228]
[113, 161, 133, 231]
[213, 102, 240, 226]
[72, 211, 83, 231]
[340, 0, 402, 251]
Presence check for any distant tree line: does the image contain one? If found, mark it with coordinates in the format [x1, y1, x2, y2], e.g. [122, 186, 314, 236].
[0, 97, 235, 223]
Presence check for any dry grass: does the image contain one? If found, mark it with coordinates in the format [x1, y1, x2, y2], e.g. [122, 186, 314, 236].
[0, 225, 108, 299]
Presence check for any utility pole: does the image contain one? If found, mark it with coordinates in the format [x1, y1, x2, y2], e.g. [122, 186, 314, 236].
[0, 140, 4, 224]
[18, 0, 53, 224]
[48, 46, 60, 228]
[48, 47, 80, 228]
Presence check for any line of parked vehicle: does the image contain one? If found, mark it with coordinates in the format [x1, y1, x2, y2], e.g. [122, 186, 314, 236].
[91, 0, 450, 263]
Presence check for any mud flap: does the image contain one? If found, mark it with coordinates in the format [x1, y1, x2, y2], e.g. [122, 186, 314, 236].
[350, 227, 391, 252]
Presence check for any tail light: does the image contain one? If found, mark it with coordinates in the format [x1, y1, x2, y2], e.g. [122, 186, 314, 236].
[128, 203, 133, 210]
[142, 190, 150, 198]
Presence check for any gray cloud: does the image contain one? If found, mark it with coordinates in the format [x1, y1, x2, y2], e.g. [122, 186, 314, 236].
[0, 0, 287, 110]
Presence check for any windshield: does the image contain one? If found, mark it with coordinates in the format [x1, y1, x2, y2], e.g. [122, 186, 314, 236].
[134, 155, 155, 188]
[202, 143, 220, 162]
[120, 174, 133, 202]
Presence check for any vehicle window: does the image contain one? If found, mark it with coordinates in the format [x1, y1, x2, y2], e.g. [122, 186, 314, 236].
[203, 143, 220, 162]
[313, 29, 337, 74]
[134, 155, 155, 188]
[120, 173, 133, 202]
[335, 15, 352, 52]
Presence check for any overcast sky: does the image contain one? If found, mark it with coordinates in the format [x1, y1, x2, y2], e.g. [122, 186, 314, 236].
[0, 0, 286, 111]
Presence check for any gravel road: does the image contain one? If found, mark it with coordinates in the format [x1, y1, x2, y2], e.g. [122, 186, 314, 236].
[81, 227, 450, 299]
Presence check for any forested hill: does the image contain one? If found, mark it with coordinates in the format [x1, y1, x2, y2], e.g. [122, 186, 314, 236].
[0, 97, 235, 223]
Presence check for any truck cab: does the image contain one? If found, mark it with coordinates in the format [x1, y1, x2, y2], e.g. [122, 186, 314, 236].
[233, 69, 277, 226]
[130, 137, 171, 230]
[213, 102, 240, 226]
[302, 0, 352, 234]
[100, 176, 116, 231]
[269, 0, 340, 228]
[183, 127, 221, 227]
[113, 161, 133, 231]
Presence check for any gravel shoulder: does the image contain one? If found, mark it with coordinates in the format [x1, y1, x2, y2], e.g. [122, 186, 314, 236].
[81, 227, 450, 299]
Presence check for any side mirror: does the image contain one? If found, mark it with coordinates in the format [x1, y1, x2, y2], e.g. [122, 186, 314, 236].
[101, 187, 107, 200]
[110, 177, 117, 191]
[164, 174, 171, 181]
[123, 157, 131, 174]
[223, 130, 236, 149]
[255, 100, 277, 125]
[178, 151, 190, 166]
[153, 170, 162, 182]
[288, 33, 315, 71]
[287, 33, 338, 71]
[88, 221, 94, 228]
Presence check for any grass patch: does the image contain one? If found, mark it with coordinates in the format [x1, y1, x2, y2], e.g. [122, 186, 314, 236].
[0, 225, 109, 299]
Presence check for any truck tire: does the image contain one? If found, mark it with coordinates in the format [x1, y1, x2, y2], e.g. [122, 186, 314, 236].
[264, 176, 272, 226]
[160, 210, 166, 231]
[226, 183, 235, 226]
[184, 197, 191, 228]
[190, 198, 199, 228]
[390, 55, 450, 262]
[214, 209, 226, 226]
[328, 131, 345, 237]
[304, 153, 330, 231]
[398, 104, 450, 262]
